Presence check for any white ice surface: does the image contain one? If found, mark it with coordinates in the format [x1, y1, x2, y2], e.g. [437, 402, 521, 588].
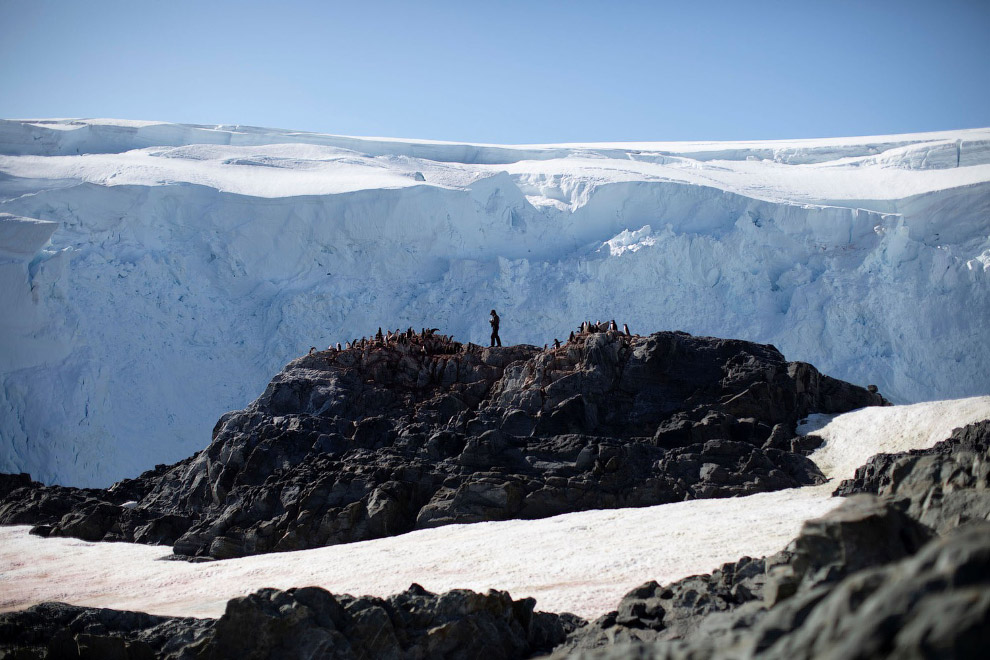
[1, 119, 989, 487]
[1, 396, 987, 620]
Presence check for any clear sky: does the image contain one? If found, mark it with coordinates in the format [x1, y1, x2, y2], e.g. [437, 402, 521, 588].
[1, 0, 988, 144]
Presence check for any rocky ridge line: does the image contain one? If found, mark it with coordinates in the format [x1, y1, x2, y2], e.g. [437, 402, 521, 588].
[0, 329, 882, 559]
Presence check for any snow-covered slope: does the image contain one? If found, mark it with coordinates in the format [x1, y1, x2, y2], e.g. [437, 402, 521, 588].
[1, 119, 989, 486]
[1, 396, 987, 620]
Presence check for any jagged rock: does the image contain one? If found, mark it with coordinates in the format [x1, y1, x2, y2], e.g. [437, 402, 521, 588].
[553, 497, 987, 660]
[777, 494, 933, 596]
[0, 330, 882, 558]
[554, 495, 931, 655]
[0, 585, 578, 660]
[0, 601, 214, 660]
[738, 523, 990, 660]
[834, 420, 990, 535]
[555, 419, 990, 660]
[554, 554, 771, 656]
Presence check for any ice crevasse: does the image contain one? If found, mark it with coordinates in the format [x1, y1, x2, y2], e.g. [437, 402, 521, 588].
[0, 118, 988, 487]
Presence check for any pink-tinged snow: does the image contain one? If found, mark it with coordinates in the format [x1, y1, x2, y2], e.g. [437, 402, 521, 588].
[0, 487, 837, 620]
[1, 396, 988, 620]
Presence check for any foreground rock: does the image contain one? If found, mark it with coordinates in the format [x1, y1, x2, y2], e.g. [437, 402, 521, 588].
[553, 495, 935, 656]
[0, 584, 578, 660]
[835, 419, 990, 534]
[0, 330, 882, 558]
[552, 503, 988, 659]
[550, 420, 990, 659]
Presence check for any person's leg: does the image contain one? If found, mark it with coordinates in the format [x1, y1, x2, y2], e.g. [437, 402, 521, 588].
[491, 331, 496, 347]
[496, 333, 502, 347]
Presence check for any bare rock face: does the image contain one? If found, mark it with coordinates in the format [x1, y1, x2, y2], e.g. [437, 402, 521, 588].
[0, 584, 579, 660]
[0, 601, 214, 660]
[835, 420, 990, 535]
[0, 330, 882, 558]
[553, 420, 990, 660]
[553, 495, 933, 656]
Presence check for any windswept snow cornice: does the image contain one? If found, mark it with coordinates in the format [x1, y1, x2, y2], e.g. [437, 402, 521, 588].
[1, 119, 989, 205]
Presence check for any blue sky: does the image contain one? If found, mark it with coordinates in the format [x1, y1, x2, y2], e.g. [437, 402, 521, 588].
[1, 0, 988, 143]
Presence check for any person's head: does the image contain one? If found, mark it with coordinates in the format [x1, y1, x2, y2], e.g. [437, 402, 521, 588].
[490, 309, 496, 315]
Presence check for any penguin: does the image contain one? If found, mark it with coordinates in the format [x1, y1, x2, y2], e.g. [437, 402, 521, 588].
[623, 323, 631, 337]
[568, 331, 575, 343]
[609, 319, 618, 332]
[309, 346, 316, 355]
[344, 341, 351, 349]
[553, 338, 561, 349]
[336, 342, 342, 351]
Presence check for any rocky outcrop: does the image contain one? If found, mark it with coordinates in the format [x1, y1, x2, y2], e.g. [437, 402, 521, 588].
[0, 330, 882, 558]
[834, 419, 990, 534]
[553, 495, 934, 656]
[551, 419, 990, 659]
[0, 584, 578, 660]
[0, 601, 214, 660]
[0, 461, 197, 546]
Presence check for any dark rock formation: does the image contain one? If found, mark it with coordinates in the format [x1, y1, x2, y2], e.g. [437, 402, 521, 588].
[835, 419, 990, 535]
[0, 330, 882, 558]
[0, 601, 213, 660]
[0, 463, 197, 546]
[563, 521, 990, 660]
[0, 584, 578, 660]
[551, 419, 990, 659]
[553, 494, 934, 656]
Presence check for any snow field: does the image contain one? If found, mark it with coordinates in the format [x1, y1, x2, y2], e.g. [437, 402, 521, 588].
[1, 396, 988, 620]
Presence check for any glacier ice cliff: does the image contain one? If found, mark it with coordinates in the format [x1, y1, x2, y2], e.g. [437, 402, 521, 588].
[0, 119, 988, 486]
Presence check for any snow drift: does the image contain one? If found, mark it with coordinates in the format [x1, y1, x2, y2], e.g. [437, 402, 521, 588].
[1, 119, 989, 486]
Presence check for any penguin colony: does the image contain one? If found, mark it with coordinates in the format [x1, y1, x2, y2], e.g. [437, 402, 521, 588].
[309, 319, 636, 360]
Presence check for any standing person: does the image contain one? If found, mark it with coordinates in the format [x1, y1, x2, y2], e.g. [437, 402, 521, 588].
[489, 309, 502, 347]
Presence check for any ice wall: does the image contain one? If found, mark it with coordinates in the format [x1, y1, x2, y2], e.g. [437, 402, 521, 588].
[1, 119, 988, 487]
